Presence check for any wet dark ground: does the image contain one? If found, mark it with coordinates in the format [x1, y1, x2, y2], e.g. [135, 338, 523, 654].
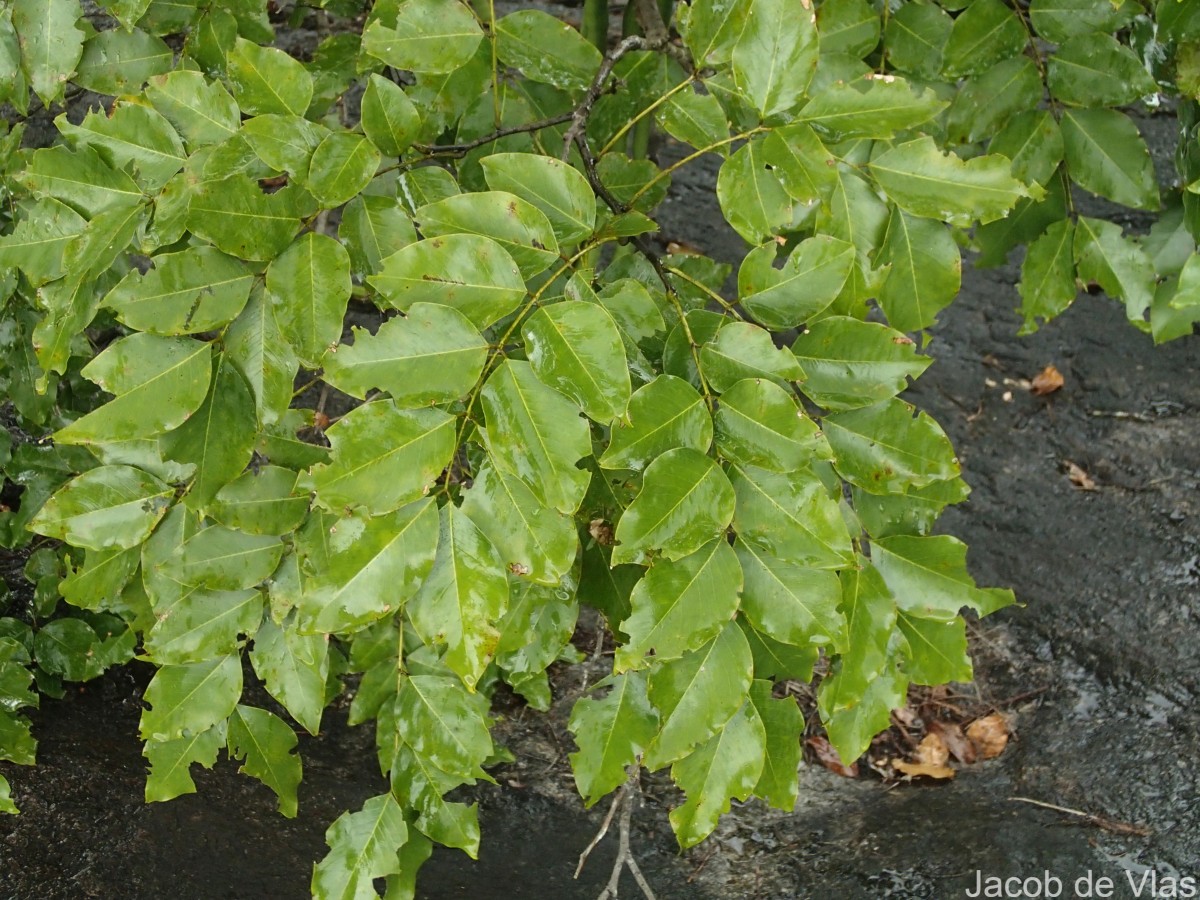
[4, 135, 1200, 899]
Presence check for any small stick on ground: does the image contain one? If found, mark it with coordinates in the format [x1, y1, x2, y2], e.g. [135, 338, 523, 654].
[576, 767, 658, 900]
[1010, 796, 1152, 837]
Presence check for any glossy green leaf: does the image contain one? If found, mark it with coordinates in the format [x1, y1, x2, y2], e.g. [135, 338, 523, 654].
[797, 76, 946, 142]
[60, 546, 140, 612]
[361, 73, 421, 156]
[945, 57, 1043, 145]
[877, 206, 961, 333]
[735, 541, 844, 649]
[873, 534, 1016, 620]
[480, 360, 592, 515]
[369, 235, 526, 329]
[792, 316, 929, 410]
[302, 403, 455, 516]
[305, 133, 382, 209]
[1060, 108, 1159, 211]
[55, 334, 211, 445]
[480, 152, 596, 245]
[884, 2, 952, 80]
[612, 448, 735, 567]
[1074, 215, 1155, 327]
[522, 301, 630, 423]
[869, 137, 1031, 228]
[339, 195, 418, 278]
[941, 0, 1024, 78]
[56, 104, 185, 192]
[75, 28, 173, 95]
[600, 375, 712, 472]
[729, 464, 853, 569]
[226, 36, 312, 116]
[820, 658, 907, 765]
[12, 0, 84, 106]
[494, 577, 578, 709]
[250, 615, 329, 735]
[147, 70, 240, 150]
[699, 322, 803, 393]
[822, 398, 960, 495]
[657, 87, 729, 154]
[267, 232, 352, 367]
[729, 0, 817, 118]
[143, 723, 226, 802]
[852, 477, 971, 540]
[679, 0, 751, 66]
[645, 621, 753, 769]
[241, 114, 328, 179]
[408, 505, 509, 690]
[716, 139, 792, 244]
[1048, 33, 1155, 108]
[17, 146, 144, 219]
[898, 613, 972, 685]
[143, 582, 261, 665]
[459, 463, 577, 586]
[0, 198, 86, 287]
[415, 191, 559, 278]
[139, 653, 243, 742]
[669, 699, 764, 849]
[227, 705, 302, 817]
[393, 673, 493, 782]
[324, 302, 486, 406]
[818, 0, 881, 58]
[747, 680, 802, 810]
[1019, 218, 1078, 334]
[616, 539, 742, 672]
[569, 671, 658, 806]
[186, 175, 307, 261]
[494, 9, 602, 92]
[713, 378, 828, 473]
[759, 123, 838, 206]
[294, 500, 439, 634]
[312, 793, 408, 900]
[103, 247, 254, 336]
[989, 110, 1065, 190]
[738, 236, 857, 329]
[1029, 0, 1140, 44]
[819, 562, 896, 713]
[361, 0, 483, 74]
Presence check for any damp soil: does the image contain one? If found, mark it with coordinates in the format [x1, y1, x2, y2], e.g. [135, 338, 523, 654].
[3, 107, 1199, 900]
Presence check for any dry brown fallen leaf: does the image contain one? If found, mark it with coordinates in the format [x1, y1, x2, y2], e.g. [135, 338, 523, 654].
[927, 720, 976, 764]
[967, 713, 1010, 760]
[1066, 461, 1098, 491]
[806, 735, 859, 778]
[588, 518, 614, 546]
[914, 731, 950, 767]
[892, 758, 956, 780]
[1031, 364, 1064, 395]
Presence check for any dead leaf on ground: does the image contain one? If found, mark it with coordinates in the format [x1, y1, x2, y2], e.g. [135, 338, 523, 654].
[967, 713, 1010, 760]
[913, 732, 950, 767]
[1031, 364, 1064, 395]
[1066, 461, 1098, 491]
[927, 720, 976, 764]
[806, 735, 859, 778]
[892, 758, 956, 780]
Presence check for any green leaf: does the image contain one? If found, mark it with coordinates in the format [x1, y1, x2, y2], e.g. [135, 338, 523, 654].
[294, 501, 439, 634]
[747, 680, 802, 810]
[820, 658, 907, 765]
[56, 104, 186, 192]
[415, 191, 559, 278]
[1074, 215, 1155, 327]
[17, 146, 144, 219]
[699, 322, 803, 393]
[227, 705, 302, 817]
[819, 562, 896, 713]
[729, 464, 854, 569]
[305, 133, 382, 209]
[225, 288, 300, 428]
[975, 178, 1069, 268]
[522, 301, 630, 423]
[339, 195, 418, 278]
[139, 653, 243, 742]
[600, 375, 713, 472]
[616, 539, 742, 672]
[361, 0, 483, 74]
[713, 378, 828, 473]
[164, 523, 283, 591]
[54, 334, 211, 445]
[143, 722, 226, 802]
[884, 1, 952, 80]
[679, 0, 751, 66]
[186, 175, 307, 261]
[941, 0, 1025, 79]
[147, 70, 240, 150]
[868, 137, 1031, 228]
[241, 114, 329, 179]
[852, 477, 970, 540]
[324, 302, 486, 406]
[143, 583, 261, 665]
[1029, 0, 1140, 44]
[735, 541, 844, 649]
[249, 615, 329, 735]
[1048, 33, 1155, 108]
[792, 316, 929, 409]
[361, 74, 421, 156]
[612, 448, 735, 567]
[669, 698, 764, 849]
[1019, 218, 1078, 334]
[267, 232, 352, 367]
[60, 546, 140, 612]
[226, 36, 312, 116]
[822, 398, 960, 494]
[759, 124, 838, 206]
[302, 402, 455, 516]
[495, 577, 579, 708]
[1060, 108, 1159, 211]
[480, 152, 596, 245]
[568, 671, 659, 805]
[945, 57, 1043, 144]
[369, 235, 526, 329]
[716, 139, 792, 244]
[312, 793, 408, 900]
[797, 76, 947, 142]
[480, 360, 592, 515]
[657, 86, 729, 154]
[645, 621, 753, 769]
[161, 354, 257, 509]
[408, 505, 510, 690]
[818, 0, 881, 58]
[393, 673, 492, 782]
[729, 0, 817, 119]
[876, 206, 962, 332]
[0, 198, 86, 287]
[494, 9, 602, 92]
[873, 534, 1016, 620]
[897, 613, 972, 685]
[103, 247, 254, 335]
[12, 0, 84, 106]
[75, 28, 173, 95]
[737, 237, 858, 329]
[34, 617, 132, 681]
[460, 463, 577, 586]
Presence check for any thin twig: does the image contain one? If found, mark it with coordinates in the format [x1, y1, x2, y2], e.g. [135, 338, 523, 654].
[414, 111, 575, 159]
[575, 783, 625, 879]
[577, 768, 658, 900]
[1009, 796, 1152, 837]
[562, 35, 654, 161]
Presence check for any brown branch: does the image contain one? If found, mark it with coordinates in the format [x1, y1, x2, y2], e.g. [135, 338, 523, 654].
[576, 767, 658, 900]
[414, 110, 575, 158]
[1009, 796, 1152, 837]
[562, 34, 655, 161]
